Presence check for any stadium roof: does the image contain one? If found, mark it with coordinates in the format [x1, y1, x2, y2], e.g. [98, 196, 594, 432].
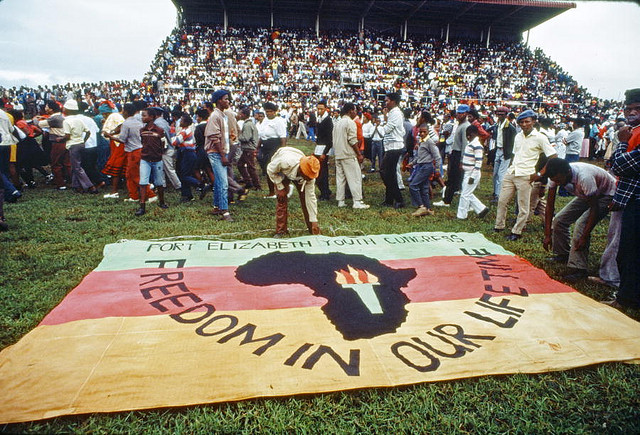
[171, 0, 575, 40]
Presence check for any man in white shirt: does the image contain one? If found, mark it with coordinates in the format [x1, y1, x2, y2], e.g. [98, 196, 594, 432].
[62, 100, 97, 194]
[381, 92, 405, 208]
[258, 102, 287, 197]
[494, 110, 557, 241]
[564, 117, 585, 163]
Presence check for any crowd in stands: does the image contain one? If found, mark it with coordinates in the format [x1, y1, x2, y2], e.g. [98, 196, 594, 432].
[0, 25, 637, 311]
[144, 25, 618, 118]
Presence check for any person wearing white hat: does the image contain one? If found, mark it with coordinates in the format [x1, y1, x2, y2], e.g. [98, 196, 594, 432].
[62, 100, 98, 194]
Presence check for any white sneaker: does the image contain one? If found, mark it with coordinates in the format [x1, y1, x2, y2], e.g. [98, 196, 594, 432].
[263, 194, 277, 199]
[353, 201, 370, 209]
[123, 197, 137, 202]
[432, 200, 449, 207]
[287, 184, 295, 198]
[103, 192, 119, 199]
[338, 201, 346, 207]
[148, 196, 158, 203]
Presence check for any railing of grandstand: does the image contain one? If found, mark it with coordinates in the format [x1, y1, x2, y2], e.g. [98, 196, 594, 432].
[165, 86, 578, 108]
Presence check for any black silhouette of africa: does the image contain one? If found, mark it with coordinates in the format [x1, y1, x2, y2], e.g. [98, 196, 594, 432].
[235, 251, 416, 340]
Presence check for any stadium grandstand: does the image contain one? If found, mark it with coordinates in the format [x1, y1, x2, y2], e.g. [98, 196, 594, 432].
[171, 0, 576, 41]
[131, 0, 606, 118]
[1, 0, 618, 122]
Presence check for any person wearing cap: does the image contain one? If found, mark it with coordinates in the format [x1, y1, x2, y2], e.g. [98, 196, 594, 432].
[257, 101, 287, 197]
[434, 104, 470, 207]
[267, 146, 321, 237]
[491, 106, 516, 202]
[332, 102, 370, 209]
[204, 89, 233, 221]
[604, 88, 640, 310]
[494, 109, 556, 241]
[61, 99, 98, 194]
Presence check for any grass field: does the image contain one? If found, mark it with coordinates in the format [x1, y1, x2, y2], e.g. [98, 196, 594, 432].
[1, 140, 639, 434]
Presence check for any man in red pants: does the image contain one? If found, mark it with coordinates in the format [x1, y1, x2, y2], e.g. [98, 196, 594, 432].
[267, 147, 320, 237]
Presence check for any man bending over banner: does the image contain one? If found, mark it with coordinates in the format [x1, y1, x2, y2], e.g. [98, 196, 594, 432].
[542, 158, 616, 283]
[267, 146, 321, 237]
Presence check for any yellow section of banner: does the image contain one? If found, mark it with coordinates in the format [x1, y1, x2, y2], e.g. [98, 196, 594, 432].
[1, 292, 639, 424]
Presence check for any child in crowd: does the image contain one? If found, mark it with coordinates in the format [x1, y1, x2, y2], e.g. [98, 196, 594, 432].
[409, 124, 441, 217]
[457, 125, 489, 220]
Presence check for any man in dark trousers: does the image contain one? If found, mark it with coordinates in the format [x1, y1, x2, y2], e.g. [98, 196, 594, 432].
[314, 100, 333, 200]
[237, 106, 261, 190]
[605, 88, 640, 310]
[543, 158, 616, 283]
[491, 106, 516, 202]
[434, 104, 470, 207]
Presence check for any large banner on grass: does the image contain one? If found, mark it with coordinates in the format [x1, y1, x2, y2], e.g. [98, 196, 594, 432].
[2, 232, 640, 423]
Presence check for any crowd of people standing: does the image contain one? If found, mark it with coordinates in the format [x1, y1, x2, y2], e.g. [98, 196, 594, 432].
[0, 25, 637, 313]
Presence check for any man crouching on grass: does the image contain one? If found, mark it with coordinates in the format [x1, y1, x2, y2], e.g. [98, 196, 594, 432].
[267, 146, 321, 237]
[542, 158, 616, 283]
[136, 108, 169, 216]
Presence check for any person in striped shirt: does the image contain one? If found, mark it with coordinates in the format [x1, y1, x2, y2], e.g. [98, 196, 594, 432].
[457, 124, 489, 220]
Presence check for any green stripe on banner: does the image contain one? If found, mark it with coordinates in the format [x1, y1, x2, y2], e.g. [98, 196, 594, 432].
[95, 232, 514, 272]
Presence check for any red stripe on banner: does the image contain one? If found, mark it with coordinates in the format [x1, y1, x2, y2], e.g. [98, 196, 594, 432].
[40, 255, 574, 326]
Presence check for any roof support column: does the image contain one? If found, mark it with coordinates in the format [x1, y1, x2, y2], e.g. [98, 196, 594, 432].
[525, 29, 530, 46]
[445, 23, 450, 43]
[224, 9, 228, 32]
[486, 26, 491, 48]
[270, 0, 274, 28]
[403, 20, 407, 41]
[316, 14, 319, 37]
